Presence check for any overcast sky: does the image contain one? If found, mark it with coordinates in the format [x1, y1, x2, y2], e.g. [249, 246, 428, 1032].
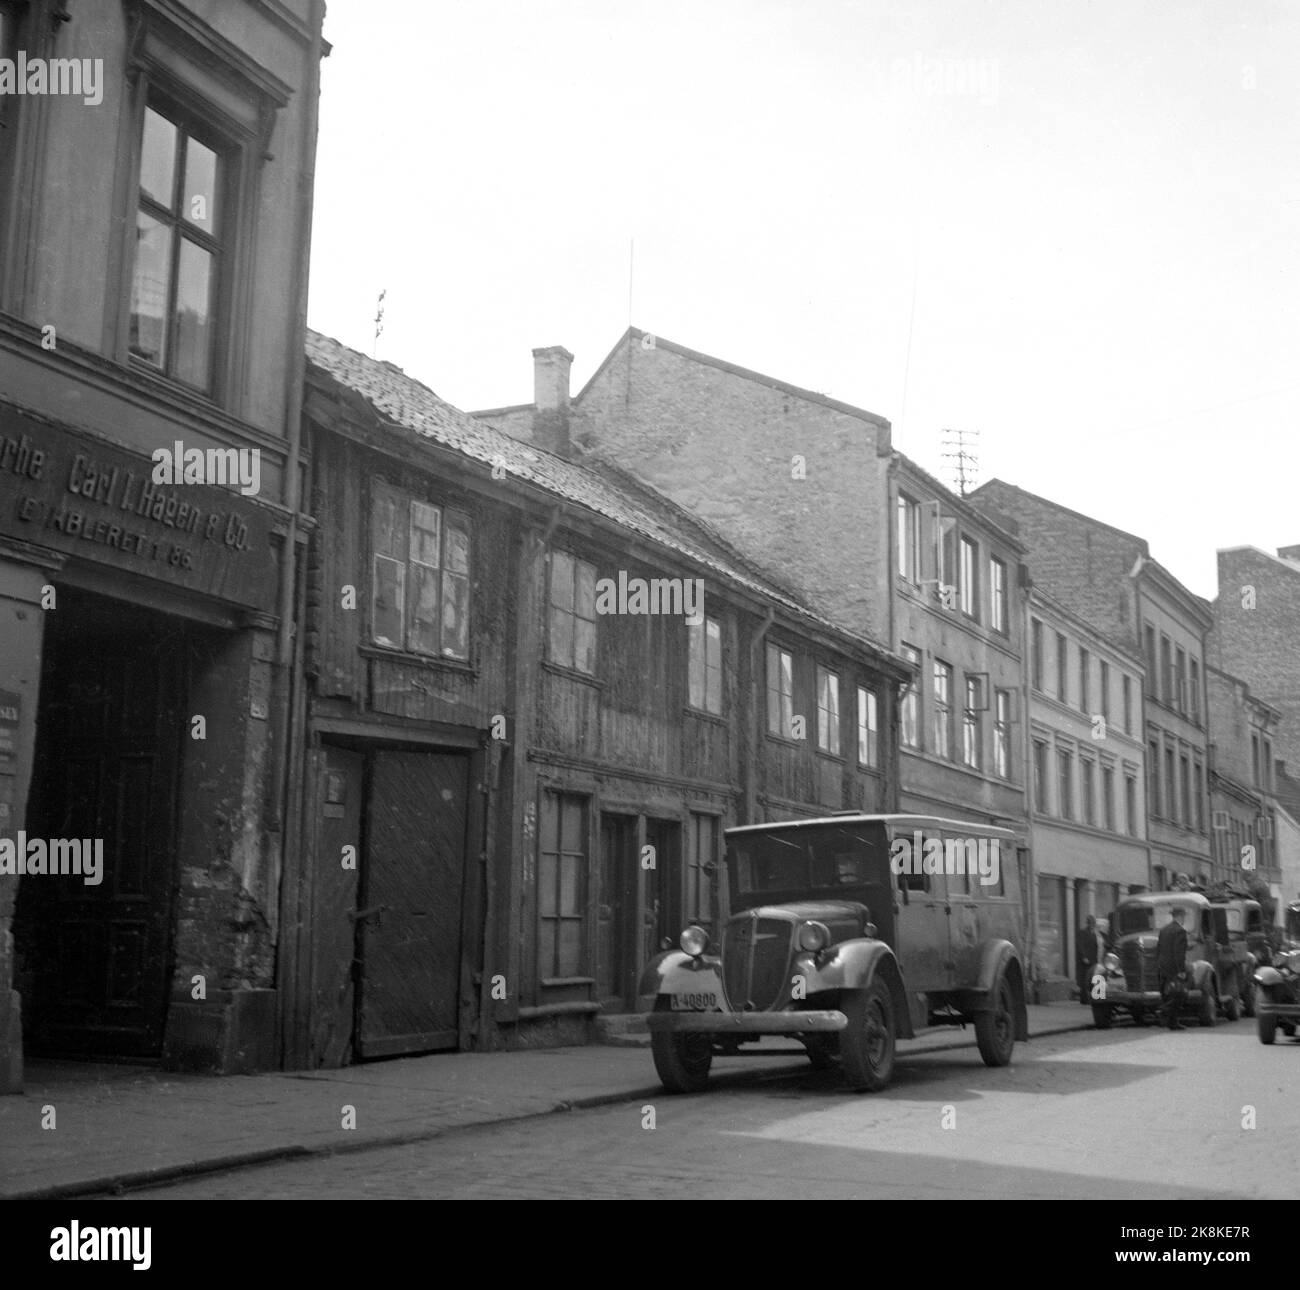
[307, 0, 1300, 599]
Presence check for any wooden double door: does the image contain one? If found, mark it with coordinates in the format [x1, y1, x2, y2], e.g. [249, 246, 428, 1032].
[312, 745, 471, 1063]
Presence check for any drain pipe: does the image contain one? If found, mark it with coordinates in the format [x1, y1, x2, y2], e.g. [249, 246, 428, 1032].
[745, 606, 776, 823]
[270, 0, 325, 1066]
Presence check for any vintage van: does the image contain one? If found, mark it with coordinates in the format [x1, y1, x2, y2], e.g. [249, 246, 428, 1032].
[639, 814, 1029, 1093]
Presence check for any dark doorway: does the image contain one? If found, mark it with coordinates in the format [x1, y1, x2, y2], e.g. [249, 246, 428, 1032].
[15, 588, 189, 1059]
[596, 813, 637, 1010]
[355, 750, 469, 1058]
[644, 817, 683, 967]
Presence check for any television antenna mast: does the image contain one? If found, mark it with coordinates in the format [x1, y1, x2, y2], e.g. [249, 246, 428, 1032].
[940, 427, 980, 496]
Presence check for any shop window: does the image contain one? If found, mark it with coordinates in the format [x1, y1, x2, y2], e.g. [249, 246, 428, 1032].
[371, 481, 471, 660]
[539, 792, 589, 979]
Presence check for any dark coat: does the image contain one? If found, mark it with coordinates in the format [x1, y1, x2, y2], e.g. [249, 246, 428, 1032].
[1156, 919, 1189, 981]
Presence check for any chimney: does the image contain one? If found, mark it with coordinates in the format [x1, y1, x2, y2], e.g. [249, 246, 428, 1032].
[1277, 545, 1300, 565]
[532, 346, 573, 456]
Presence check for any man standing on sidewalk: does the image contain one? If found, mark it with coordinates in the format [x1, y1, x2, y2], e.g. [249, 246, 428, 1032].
[1077, 916, 1103, 1005]
[1157, 907, 1189, 1030]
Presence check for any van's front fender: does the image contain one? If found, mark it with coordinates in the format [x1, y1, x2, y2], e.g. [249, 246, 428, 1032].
[797, 939, 914, 1039]
[636, 950, 723, 1012]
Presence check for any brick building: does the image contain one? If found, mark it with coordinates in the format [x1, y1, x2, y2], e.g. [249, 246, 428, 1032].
[296, 333, 907, 1059]
[0, 0, 326, 1089]
[1209, 546, 1300, 778]
[970, 481, 1213, 892]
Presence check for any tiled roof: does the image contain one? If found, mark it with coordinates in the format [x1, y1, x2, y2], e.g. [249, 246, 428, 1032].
[305, 329, 903, 668]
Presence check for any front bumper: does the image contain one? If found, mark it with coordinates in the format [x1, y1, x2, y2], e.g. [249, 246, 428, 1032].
[646, 1009, 848, 1035]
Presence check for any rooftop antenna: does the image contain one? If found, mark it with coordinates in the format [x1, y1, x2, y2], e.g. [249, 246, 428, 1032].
[940, 427, 980, 496]
[373, 288, 386, 359]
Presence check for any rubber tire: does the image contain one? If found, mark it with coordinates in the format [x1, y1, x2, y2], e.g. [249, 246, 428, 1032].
[1258, 1012, 1277, 1045]
[976, 976, 1017, 1067]
[840, 981, 896, 1093]
[1092, 1002, 1113, 1030]
[1224, 990, 1241, 1022]
[1198, 982, 1216, 1028]
[802, 1034, 838, 1070]
[650, 998, 713, 1093]
[1241, 978, 1256, 1019]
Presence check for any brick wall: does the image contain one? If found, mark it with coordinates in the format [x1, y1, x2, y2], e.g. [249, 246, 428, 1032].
[1210, 547, 1300, 775]
[571, 333, 893, 641]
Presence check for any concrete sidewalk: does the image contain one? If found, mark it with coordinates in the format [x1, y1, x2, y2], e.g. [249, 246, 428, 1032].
[0, 1002, 1094, 1199]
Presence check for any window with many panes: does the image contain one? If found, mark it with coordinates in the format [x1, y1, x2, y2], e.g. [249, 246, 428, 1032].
[993, 689, 1011, 779]
[767, 643, 794, 739]
[990, 556, 1007, 633]
[687, 616, 722, 714]
[538, 792, 588, 978]
[960, 536, 978, 619]
[962, 674, 982, 769]
[686, 813, 718, 937]
[897, 494, 921, 582]
[900, 644, 921, 749]
[933, 660, 952, 758]
[130, 100, 225, 390]
[816, 666, 841, 755]
[548, 551, 597, 673]
[370, 482, 471, 659]
[857, 686, 879, 769]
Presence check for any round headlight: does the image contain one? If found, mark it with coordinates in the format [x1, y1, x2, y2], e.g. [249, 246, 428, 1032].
[797, 920, 831, 952]
[1104, 952, 1121, 972]
[679, 925, 709, 957]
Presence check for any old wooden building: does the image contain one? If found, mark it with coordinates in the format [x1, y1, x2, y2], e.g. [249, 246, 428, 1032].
[292, 333, 908, 1059]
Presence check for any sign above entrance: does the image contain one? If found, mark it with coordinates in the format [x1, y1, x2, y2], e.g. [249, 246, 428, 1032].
[0, 405, 278, 613]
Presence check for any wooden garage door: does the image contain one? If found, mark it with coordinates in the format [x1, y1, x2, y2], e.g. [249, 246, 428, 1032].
[356, 751, 469, 1058]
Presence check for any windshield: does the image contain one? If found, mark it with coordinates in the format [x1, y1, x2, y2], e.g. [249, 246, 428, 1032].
[1114, 903, 1198, 936]
[728, 822, 890, 899]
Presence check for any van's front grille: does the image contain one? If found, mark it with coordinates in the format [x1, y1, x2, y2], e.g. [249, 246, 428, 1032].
[1121, 941, 1155, 992]
[722, 914, 793, 1011]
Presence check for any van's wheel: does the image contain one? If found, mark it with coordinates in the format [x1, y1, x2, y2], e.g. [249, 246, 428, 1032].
[651, 998, 713, 1093]
[802, 1034, 838, 1070]
[840, 981, 896, 1092]
[976, 976, 1017, 1067]
[1198, 982, 1216, 1028]
[1241, 978, 1256, 1018]
[1091, 1002, 1113, 1029]
[1258, 1011, 1277, 1045]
